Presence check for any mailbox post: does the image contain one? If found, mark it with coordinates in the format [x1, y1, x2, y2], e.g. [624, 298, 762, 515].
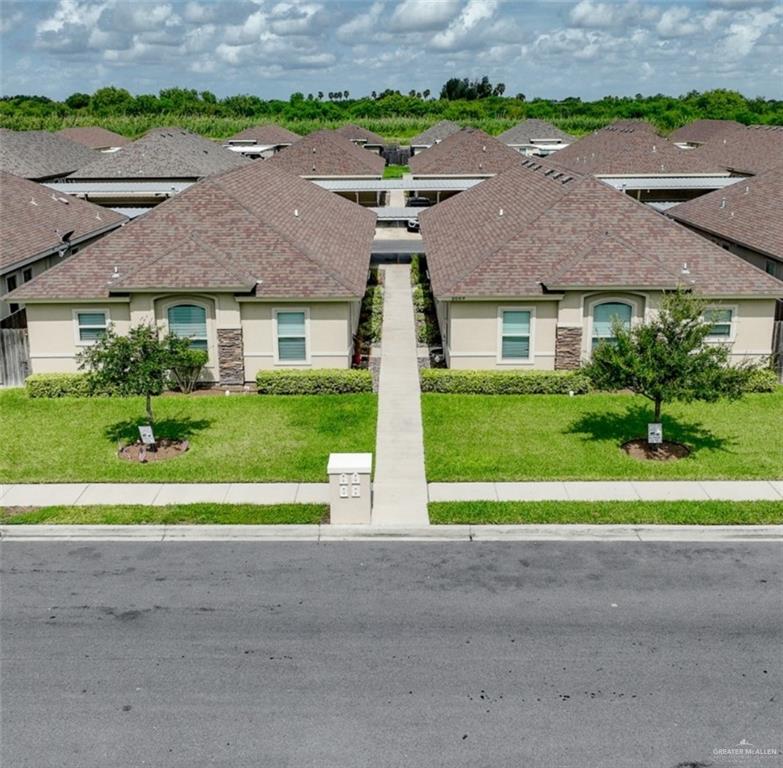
[327, 453, 372, 524]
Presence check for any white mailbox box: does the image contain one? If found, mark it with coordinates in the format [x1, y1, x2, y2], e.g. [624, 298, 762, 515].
[327, 453, 372, 524]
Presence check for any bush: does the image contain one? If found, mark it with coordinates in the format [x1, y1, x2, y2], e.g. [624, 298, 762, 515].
[420, 369, 593, 394]
[744, 367, 780, 393]
[25, 373, 110, 398]
[357, 284, 383, 344]
[256, 369, 373, 395]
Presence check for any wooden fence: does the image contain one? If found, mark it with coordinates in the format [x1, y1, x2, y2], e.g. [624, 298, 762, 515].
[0, 328, 30, 387]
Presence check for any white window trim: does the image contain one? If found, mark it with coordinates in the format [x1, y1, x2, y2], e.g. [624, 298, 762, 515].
[585, 296, 641, 358]
[72, 308, 111, 346]
[166, 303, 209, 349]
[273, 307, 311, 366]
[157, 297, 216, 365]
[704, 304, 737, 343]
[496, 306, 536, 365]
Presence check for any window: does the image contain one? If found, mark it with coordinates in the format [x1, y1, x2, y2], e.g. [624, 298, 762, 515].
[76, 311, 108, 342]
[766, 260, 778, 278]
[276, 311, 307, 362]
[500, 310, 531, 360]
[167, 304, 208, 351]
[6, 275, 17, 293]
[592, 302, 632, 349]
[22, 268, 32, 283]
[703, 308, 733, 339]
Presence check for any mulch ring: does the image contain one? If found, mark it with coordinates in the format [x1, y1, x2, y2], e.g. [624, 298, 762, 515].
[622, 438, 690, 461]
[118, 439, 189, 463]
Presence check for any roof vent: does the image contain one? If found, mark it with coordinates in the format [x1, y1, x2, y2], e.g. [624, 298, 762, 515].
[720, 197, 727, 209]
[29, 198, 39, 206]
[499, 208, 504, 216]
[744, 185, 749, 194]
[294, 208, 299, 217]
[681, 262, 690, 275]
[111, 266, 120, 280]
[311, 164, 316, 172]
[312, 147, 317, 153]
[482, 145, 487, 152]
[652, 145, 657, 152]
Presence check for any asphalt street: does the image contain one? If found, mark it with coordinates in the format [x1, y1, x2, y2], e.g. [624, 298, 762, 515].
[1, 541, 781, 767]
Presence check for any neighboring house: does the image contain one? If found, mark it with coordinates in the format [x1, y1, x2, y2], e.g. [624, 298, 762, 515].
[51, 127, 249, 217]
[7, 159, 376, 384]
[667, 169, 783, 281]
[335, 124, 386, 154]
[408, 120, 461, 155]
[669, 119, 743, 148]
[267, 130, 385, 205]
[224, 123, 301, 159]
[497, 119, 575, 156]
[418, 161, 782, 371]
[690, 124, 783, 176]
[0, 129, 98, 181]
[56, 127, 131, 152]
[0, 171, 126, 322]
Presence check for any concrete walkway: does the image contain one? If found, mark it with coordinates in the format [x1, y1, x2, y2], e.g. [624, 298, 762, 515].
[371, 264, 429, 525]
[0, 483, 329, 507]
[428, 480, 783, 502]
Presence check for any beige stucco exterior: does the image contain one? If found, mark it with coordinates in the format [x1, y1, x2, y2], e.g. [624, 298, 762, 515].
[24, 294, 360, 383]
[438, 291, 779, 370]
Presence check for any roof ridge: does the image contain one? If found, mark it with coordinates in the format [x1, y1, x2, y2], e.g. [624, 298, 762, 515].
[207, 172, 359, 296]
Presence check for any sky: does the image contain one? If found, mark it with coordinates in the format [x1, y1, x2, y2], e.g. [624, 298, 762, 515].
[1, 0, 781, 101]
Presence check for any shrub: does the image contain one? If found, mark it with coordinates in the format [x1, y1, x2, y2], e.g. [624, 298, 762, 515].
[420, 369, 593, 394]
[357, 284, 383, 344]
[744, 367, 780, 393]
[25, 373, 109, 398]
[256, 369, 373, 395]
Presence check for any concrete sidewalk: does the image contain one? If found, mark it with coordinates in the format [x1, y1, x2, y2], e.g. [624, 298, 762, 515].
[0, 482, 329, 507]
[428, 480, 783, 502]
[2, 524, 781, 542]
[371, 264, 429, 525]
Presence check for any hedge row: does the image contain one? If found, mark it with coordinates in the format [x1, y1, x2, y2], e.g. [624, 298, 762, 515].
[744, 367, 780, 392]
[256, 369, 373, 395]
[420, 369, 593, 394]
[25, 373, 108, 398]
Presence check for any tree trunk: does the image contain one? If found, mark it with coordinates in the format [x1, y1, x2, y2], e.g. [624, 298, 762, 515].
[146, 393, 154, 425]
[654, 399, 662, 423]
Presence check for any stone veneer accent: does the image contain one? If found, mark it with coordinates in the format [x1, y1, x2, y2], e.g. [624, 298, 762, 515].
[555, 326, 583, 370]
[217, 328, 244, 385]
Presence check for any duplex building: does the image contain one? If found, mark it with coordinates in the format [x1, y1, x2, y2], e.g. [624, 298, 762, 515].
[497, 119, 574, 156]
[0, 129, 98, 182]
[7, 160, 376, 384]
[419, 162, 782, 371]
[223, 124, 301, 159]
[408, 120, 461, 155]
[56, 127, 130, 153]
[335, 124, 385, 154]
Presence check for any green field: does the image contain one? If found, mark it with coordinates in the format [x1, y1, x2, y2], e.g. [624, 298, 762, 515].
[422, 392, 783, 481]
[0, 389, 377, 483]
[429, 501, 783, 525]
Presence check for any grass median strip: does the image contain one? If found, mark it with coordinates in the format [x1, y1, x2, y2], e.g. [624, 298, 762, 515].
[1, 504, 328, 525]
[429, 501, 783, 525]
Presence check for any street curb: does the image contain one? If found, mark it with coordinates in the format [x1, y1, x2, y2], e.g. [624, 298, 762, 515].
[2, 524, 782, 542]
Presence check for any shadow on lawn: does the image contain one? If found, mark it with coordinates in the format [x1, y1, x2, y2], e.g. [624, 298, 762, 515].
[568, 403, 732, 454]
[104, 416, 213, 445]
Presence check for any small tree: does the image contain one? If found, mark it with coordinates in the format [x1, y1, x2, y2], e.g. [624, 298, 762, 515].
[78, 323, 206, 424]
[585, 290, 756, 441]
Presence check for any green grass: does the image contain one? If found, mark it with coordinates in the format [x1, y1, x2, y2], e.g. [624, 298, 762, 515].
[429, 501, 783, 525]
[0, 504, 326, 525]
[422, 392, 783, 481]
[0, 389, 376, 483]
[383, 164, 409, 179]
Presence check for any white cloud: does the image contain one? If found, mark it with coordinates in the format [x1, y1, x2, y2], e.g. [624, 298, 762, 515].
[389, 0, 462, 32]
[430, 0, 499, 50]
[656, 6, 699, 37]
[0, 10, 23, 34]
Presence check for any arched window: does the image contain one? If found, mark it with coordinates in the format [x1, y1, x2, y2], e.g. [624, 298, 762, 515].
[167, 304, 208, 352]
[592, 302, 632, 349]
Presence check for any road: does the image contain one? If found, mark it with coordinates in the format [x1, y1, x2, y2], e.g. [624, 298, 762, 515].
[1, 541, 781, 767]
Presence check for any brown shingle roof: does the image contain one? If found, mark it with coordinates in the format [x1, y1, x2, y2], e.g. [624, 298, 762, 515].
[667, 169, 783, 262]
[56, 127, 131, 150]
[227, 123, 301, 144]
[419, 162, 781, 299]
[68, 127, 249, 180]
[8, 159, 375, 302]
[409, 120, 462, 147]
[266, 130, 385, 177]
[0, 129, 99, 181]
[689, 124, 783, 175]
[497, 119, 575, 146]
[0, 171, 126, 273]
[408, 128, 522, 176]
[551, 123, 724, 175]
[669, 119, 742, 145]
[335, 124, 386, 146]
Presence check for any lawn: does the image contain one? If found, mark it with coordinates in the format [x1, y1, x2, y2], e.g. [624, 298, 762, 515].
[383, 164, 409, 179]
[429, 501, 783, 525]
[0, 504, 326, 525]
[0, 389, 376, 483]
[422, 391, 783, 481]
